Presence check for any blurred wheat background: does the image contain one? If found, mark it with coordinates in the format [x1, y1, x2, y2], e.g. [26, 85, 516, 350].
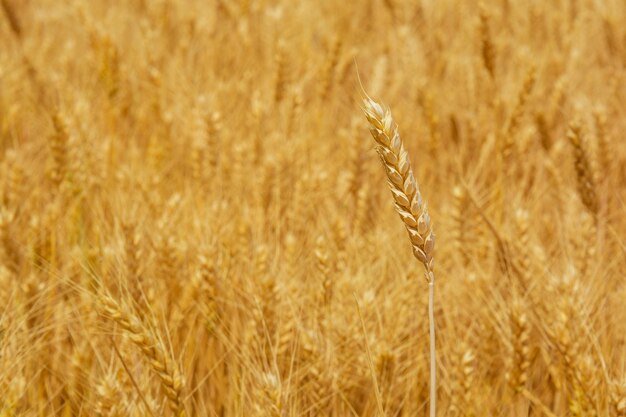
[1, 0, 625, 416]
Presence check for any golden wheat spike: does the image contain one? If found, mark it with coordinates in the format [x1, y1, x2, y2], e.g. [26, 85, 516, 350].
[363, 97, 435, 278]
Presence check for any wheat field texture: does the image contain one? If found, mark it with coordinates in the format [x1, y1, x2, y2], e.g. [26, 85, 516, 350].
[1, 0, 626, 416]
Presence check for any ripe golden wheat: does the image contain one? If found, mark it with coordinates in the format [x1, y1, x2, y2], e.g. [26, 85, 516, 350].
[0, 0, 625, 416]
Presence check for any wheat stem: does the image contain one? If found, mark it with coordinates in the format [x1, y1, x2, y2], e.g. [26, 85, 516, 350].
[428, 279, 436, 417]
[362, 96, 436, 417]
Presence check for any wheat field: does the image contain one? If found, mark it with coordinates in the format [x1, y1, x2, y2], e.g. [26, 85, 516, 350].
[1, 0, 625, 416]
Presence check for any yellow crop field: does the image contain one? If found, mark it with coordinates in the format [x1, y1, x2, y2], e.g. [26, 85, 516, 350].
[0, 0, 625, 416]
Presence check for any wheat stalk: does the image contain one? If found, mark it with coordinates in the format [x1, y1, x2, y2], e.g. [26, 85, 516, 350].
[362, 96, 436, 417]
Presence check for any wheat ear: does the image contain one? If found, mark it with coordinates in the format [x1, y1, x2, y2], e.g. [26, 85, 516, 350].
[363, 98, 435, 275]
[479, 3, 495, 78]
[362, 97, 436, 417]
[98, 292, 185, 417]
[567, 123, 598, 218]
[0, 0, 21, 38]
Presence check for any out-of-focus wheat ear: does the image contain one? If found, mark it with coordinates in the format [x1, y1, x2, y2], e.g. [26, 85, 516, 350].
[68, 339, 91, 413]
[479, 3, 495, 78]
[449, 341, 475, 416]
[50, 111, 69, 187]
[514, 208, 532, 292]
[79, 9, 121, 102]
[503, 66, 536, 161]
[451, 186, 469, 267]
[318, 35, 342, 102]
[286, 173, 309, 234]
[273, 40, 289, 105]
[206, 110, 222, 187]
[460, 346, 476, 413]
[233, 218, 251, 271]
[308, 356, 334, 414]
[567, 122, 598, 220]
[354, 184, 372, 234]
[285, 86, 303, 137]
[506, 298, 531, 394]
[283, 232, 298, 281]
[0, 208, 20, 274]
[593, 109, 612, 189]
[374, 340, 396, 387]
[382, 0, 396, 20]
[195, 253, 219, 335]
[548, 77, 566, 123]
[347, 117, 366, 201]
[189, 101, 208, 184]
[155, 233, 179, 298]
[549, 276, 598, 415]
[121, 222, 143, 304]
[1, 0, 21, 38]
[570, 208, 596, 280]
[610, 378, 626, 416]
[277, 307, 297, 373]
[101, 37, 121, 102]
[4, 150, 24, 209]
[256, 245, 279, 343]
[314, 235, 332, 307]
[535, 112, 552, 151]
[94, 370, 125, 417]
[332, 216, 349, 272]
[252, 371, 284, 417]
[417, 89, 441, 157]
[374, 340, 398, 412]
[254, 244, 270, 279]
